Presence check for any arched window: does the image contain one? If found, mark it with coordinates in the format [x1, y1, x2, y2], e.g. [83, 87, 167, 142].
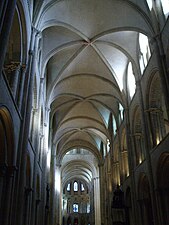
[138, 174, 154, 225]
[119, 103, 124, 122]
[87, 203, 90, 213]
[112, 115, 117, 136]
[139, 33, 151, 74]
[148, 74, 167, 147]
[74, 181, 78, 191]
[107, 139, 110, 153]
[161, 0, 169, 18]
[103, 143, 106, 157]
[67, 183, 70, 191]
[127, 62, 136, 98]
[81, 183, 85, 191]
[146, 0, 153, 10]
[3, 10, 23, 102]
[73, 203, 78, 212]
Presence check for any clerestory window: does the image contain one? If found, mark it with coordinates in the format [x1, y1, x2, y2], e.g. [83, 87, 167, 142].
[67, 183, 70, 191]
[74, 181, 78, 191]
[146, 0, 153, 10]
[81, 183, 85, 191]
[139, 33, 151, 74]
[161, 0, 169, 18]
[127, 62, 136, 99]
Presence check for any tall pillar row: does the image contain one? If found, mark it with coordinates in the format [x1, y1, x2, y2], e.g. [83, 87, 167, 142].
[93, 175, 101, 225]
[14, 27, 39, 225]
[124, 106, 138, 225]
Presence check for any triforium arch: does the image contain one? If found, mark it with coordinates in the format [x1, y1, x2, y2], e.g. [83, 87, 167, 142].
[132, 105, 144, 166]
[3, 2, 28, 109]
[146, 71, 169, 148]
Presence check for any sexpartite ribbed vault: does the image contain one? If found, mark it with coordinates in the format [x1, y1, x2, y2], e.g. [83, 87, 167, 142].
[38, 0, 152, 163]
[37, 0, 153, 192]
[1, 1, 169, 225]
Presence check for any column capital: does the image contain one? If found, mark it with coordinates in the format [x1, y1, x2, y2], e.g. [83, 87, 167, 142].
[39, 133, 44, 139]
[132, 132, 142, 137]
[135, 79, 141, 87]
[93, 176, 99, 181]
[40, 77, 44, 83]
[29, 49, 34, 56]
[32, 26, 41, 35]
[45, 106, 51, 113]
[36, 199, 41, 205]
[32, 107, 38, 113]
[0, 164, 7, 177]
[144, 107, 162, 113]
[149, 35, 158, 46]
[0, 164, 17, 177]
[25, 187, 34, 195]
[98, 162, 104, 167]
[55, 163, 61, 168]
[6, 165, 18, 177]
[21, 64, 27, 72]
[4, 61, 21, 73]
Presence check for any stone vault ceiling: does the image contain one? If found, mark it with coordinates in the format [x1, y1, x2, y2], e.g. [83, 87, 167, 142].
[36, 0, 154, 181]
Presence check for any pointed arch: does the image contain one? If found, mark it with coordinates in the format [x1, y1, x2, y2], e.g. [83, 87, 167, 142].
[0, 107, 14, 166]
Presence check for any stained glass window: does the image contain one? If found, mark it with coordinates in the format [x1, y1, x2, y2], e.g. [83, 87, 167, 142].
[73, 204, 78, 212]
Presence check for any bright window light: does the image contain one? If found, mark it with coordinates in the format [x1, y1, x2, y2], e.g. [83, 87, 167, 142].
[62, 199, 67, 210]
[139, 33, 151, 74]
[103, 143, 106, 157]
[55, 170, 61, 193]
[139, 54, 145, 74]
[139, 34, 148, 65]
[103, 109, 110, 128]
[47, 150, 51, 169]
[74, 181, 78, 191]
[87, 203, 90, 213]
[112, 115, 117, 135]
[127, 62, 136, 98]
[146, 0, 153, 10]
[81, 183, 85, 191]
[119, 103, 124, 121]
[161, 0, 169, 16]
[67, 183, 70, 191]
[107, 139, 110, 152]
[73, 204, 78, 212]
